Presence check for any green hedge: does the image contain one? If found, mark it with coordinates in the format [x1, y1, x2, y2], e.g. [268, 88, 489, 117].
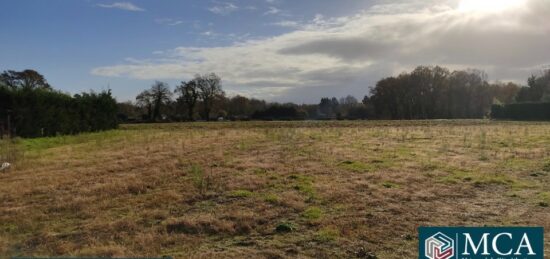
[491, 103, 550, 121]
[0, 87, 118, 138]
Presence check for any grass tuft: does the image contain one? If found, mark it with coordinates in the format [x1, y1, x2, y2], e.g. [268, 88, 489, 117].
[314, 227, 339, 242]
[230, 190, 253, 198]
[302, 207, 323, 220]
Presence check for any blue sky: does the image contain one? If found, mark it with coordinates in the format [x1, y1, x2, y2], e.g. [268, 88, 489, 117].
[1, 0, 549, 103]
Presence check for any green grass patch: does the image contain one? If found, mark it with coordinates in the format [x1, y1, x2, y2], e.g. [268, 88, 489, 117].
[302, 207, 323, 220]
[289, 174, 316, 199]
[20, 130, 126, 152]
[314, 227, 339, 242]
[229, 190, 253, 198]
[440, 168, 529, 188]
[263, 193, 279, 204]
[189, 165, 207, 192]
[538, 193, 549, 207]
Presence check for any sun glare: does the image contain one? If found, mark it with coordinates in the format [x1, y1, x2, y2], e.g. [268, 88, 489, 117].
[458, 0, 526, 13]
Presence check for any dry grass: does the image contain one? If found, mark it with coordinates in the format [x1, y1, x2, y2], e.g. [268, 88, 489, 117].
[0, 120, 549, 258]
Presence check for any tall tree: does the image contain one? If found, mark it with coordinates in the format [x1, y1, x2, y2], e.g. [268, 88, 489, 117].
[0, 70, 51, 90]
[516, 70, 550, 102]
[368, 66, 496, 119]
[228, 95, 250, 116]
[150, 81, 172, 121]
[175, 80, 199, 120]
[136, 90, 154, 121]
[196, 73, 224, 121]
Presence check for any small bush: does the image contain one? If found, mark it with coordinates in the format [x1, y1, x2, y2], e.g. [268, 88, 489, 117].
[275, 222, 296, 233]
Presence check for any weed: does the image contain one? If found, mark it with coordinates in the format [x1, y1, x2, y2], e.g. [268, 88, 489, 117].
[190, 165, 209, 195]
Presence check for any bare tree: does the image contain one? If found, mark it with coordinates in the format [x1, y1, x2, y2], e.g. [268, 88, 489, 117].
[175, 80, 199, 121]
[136, 90, 154, 121]
[196, 73, 224, 121]
[150, 81, 172, 121]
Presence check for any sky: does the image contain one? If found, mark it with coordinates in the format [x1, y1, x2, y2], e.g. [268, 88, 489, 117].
[1, 0, 549, 104]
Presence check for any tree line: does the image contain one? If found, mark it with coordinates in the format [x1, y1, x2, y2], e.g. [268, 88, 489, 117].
[122, 66, 549, 122]
[491, 69, 550, 120]
[0, 70, 118, 138]
[1, 65, 548, 139]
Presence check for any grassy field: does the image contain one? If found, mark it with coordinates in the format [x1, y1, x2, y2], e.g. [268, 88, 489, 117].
[0, 120, 549, 258]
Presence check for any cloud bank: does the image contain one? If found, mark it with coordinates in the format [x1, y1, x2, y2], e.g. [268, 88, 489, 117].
[91, 0, 550, 103]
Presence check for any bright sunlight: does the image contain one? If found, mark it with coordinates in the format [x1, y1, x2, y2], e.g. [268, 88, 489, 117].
[458, 0, 526, 13]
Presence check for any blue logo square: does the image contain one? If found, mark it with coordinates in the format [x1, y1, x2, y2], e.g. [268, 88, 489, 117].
[418, 227, 544, 259]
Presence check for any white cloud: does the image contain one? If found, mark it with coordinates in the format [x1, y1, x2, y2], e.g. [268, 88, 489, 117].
[264, 7, 281, 15]
[155, 18, 184, 26]
[91, 0, 550, 102]
[97, 2, 144, 11]
[270, 20, 301, 28]
[201, 31, 219, 37]
[265, 0, 282, 5]
[208, 2, 238, 15]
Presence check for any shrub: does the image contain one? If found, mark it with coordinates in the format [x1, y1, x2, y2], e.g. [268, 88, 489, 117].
[275, 222, 296, 233]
